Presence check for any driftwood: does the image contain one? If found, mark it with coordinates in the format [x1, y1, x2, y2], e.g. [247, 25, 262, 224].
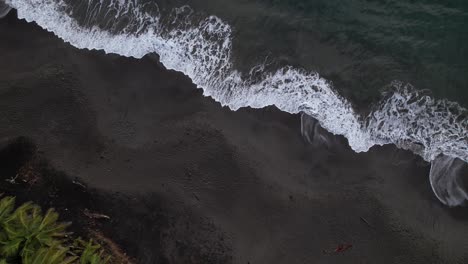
[83, 208, 111, 220]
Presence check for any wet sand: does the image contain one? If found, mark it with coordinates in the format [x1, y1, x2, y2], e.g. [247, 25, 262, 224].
[1, 12, 468, 264]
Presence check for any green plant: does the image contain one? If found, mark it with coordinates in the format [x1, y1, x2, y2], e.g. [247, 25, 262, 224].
[75, 239, 110, 264]
[0, 201, 69, 261]
[0, 197, 14, 223]
[0, 197, 112, 264]
[24, 246, 77, 264]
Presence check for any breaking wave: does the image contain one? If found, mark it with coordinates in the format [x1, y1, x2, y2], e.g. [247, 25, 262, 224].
[4, 0, 468, 205]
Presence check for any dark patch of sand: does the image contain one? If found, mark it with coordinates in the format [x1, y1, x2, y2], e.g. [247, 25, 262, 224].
[1, 11, 468, 263]
[0, 137, 231, 263]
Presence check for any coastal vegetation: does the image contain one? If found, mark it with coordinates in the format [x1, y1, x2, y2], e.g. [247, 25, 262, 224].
[0, 196, 111, 264]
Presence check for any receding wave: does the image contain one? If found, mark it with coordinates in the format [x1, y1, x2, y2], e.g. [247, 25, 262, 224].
[5, 0, 468, 205]
[430, 155, 468, 207]
[0, 1, 11, 18]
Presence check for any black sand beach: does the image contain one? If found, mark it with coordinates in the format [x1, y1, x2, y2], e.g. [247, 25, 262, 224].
[1, 12, 468, 263]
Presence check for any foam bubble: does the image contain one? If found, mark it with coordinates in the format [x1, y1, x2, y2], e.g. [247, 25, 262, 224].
[367, 82, 467, 162]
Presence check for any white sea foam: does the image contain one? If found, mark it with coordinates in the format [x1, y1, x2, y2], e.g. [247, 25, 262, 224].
[430, 155, 468, 206]
[0, 1, 11, 18]
[5, 0, 468, 204]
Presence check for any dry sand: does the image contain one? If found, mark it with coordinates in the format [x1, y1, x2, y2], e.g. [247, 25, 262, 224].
[1, 12, 468, 264]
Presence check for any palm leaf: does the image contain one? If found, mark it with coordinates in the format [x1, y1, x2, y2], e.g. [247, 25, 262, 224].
[2, 223, 24, 240]
[27, 246, 77, 264]
[15, 202, 35, 230]
[0, 197, 15, 222]
[0, 199, 112, 264]
[0, 237, 22, 256]
[2, 201, 71, 258]
[76, 239, 111, 264]
[39, 209, 59, 230]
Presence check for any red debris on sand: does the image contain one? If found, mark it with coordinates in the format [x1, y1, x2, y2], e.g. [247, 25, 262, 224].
[322, 244, 353, 255]
[334, 244, 353, 253]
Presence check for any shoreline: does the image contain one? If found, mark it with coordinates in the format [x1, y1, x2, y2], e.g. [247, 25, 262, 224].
[1, 12, 468, 263]
[7, 0, 467, 166]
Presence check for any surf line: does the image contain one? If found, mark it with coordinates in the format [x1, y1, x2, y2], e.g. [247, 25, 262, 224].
[5, 0, 468, 205]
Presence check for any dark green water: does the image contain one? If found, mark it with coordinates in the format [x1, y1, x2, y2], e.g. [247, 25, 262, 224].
[161, 0, 468, 107]
[47, 0, 468, 108]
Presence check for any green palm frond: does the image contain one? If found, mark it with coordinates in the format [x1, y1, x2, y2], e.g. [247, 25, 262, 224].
[25, 246, 77, 264]
[77, 239, 110, 264]
[0, 200, 70, 261]
[14, 202, 36, 230]
[0, 197, 15, 222]
[0, 237, 21, 257]
[39, 209, 59, 230]
[0, 198, 113, 263]
[2, 223, 24, 241]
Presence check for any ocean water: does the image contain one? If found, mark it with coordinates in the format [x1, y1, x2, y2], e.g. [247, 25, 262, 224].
[2, 0, 467, 205]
